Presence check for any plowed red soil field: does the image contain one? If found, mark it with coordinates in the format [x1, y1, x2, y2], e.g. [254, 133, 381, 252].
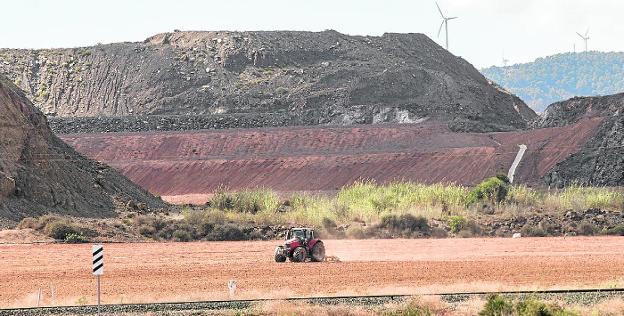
[1, 236, 623, 308]
[60, 119, 603, 204]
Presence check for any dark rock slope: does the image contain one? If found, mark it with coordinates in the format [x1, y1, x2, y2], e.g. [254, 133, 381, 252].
[0, 31, 535, 133]
[0, 75, 163, 224]
[534, 93, 624, 186]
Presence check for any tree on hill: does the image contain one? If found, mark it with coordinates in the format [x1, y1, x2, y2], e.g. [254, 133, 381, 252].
[481, 52, 624, 112]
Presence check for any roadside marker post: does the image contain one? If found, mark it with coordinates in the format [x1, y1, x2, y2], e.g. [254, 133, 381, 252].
[92, 245, 104, 307]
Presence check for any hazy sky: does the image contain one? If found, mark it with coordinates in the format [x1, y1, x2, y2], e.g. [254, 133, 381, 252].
[2, 0, 623, 68]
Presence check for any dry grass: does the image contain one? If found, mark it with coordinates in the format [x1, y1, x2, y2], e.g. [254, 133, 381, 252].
[575, 298, 624, 316]
[508, 185, 624, 212]
[206, 181, 624, 229]
[211, 181, 469, 227]
[255, 300, 375, 316]
[252, 295, 624, 316]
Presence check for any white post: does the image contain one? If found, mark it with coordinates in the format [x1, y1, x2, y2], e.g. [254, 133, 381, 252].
[50, 285, 55, 306]
[37, 288, 42, 307]
[228, 280, 236, 299]
[97, 275, 101, 306]
[92, 245, 104, 310]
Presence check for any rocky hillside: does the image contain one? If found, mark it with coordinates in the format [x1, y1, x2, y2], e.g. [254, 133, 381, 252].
[0, 31, 535, 133]
[0, 75, 163, 225]
[534, 93, 624, 186]
[482, 52, 624, 112]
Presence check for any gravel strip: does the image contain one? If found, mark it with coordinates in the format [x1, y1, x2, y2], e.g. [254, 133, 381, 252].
[2, 290, 623, 315]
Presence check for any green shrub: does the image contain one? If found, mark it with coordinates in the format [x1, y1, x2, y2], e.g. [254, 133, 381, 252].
[479, 295, 578, 316]
[17, 217, 40, 229]
[198, 222, 215, 237]
[172, 229, 192, 242]
[606, 224, 624, 236]
[383, 300, 434, 316]
[322, 217, 337, 230]
[447, 216, 466, 233]
[206, 224, 246, 241]
[515, 298, 577, 316]
[400, 214, 429, 232]
[182, 210, 212, 237]
[64, 233, 87, 243]
[138, 224, 156, 237]
[521, 225, 547, 237]
[18, 215, 63, 230]
[430, 227, 448, 238]
[211, 188, 235, 210]
[467, 175, 510, 205]
[464, 220, 483, 236]
[457, 229, 474, 238]
[379, 214, 429, 234]
[45, 221, 82, 240]
[134, 216, 169, 233]
[479, 295, 513, 316]
[133, 212, 257, 242]
[577, 222, 596, 236]
[155, 222, 193, 240]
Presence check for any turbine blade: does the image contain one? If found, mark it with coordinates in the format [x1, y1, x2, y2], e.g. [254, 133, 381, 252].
[576, 32, 584, 39]
[447, 16, 458, 20]
[585, 27, 589, 37]
[437, 20, 445, 37]
[435, 2, 445, 18]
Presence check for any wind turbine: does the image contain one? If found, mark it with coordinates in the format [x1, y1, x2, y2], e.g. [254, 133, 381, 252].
[576, 28, 590, 52]
[436, 2, 458, 51]
[502, 51, 509, 67]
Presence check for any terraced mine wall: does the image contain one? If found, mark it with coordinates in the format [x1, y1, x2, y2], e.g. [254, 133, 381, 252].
[60, 119, 603, 199]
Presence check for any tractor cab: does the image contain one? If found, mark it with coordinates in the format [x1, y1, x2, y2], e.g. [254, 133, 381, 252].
[286, 228, 314, 242]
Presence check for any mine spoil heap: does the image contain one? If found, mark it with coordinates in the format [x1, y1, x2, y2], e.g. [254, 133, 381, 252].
[534, 93, 624, 186]
[0, 30, 535, 133]
[0, 75, 163, 224]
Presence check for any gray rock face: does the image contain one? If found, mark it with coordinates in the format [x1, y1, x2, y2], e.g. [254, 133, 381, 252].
[0, 75, 164, 222]
[534, 93, 624, 187]
[0, 172, 15, 198]
[0, 30, 535, 133]
[532, 93, 624, 128]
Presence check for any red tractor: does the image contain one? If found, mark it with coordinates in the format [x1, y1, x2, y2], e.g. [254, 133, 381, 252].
[274, 228, 325, 262]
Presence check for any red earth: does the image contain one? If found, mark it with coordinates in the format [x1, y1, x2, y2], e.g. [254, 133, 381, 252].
[1, 236, 623, 308]
[60, 119, 603, 204]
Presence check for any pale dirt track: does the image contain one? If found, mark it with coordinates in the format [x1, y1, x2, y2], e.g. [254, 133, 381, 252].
[1, 237, 623, 308]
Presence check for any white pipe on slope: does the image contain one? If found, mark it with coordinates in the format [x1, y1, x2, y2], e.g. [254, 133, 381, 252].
[507, 144, 527, 184]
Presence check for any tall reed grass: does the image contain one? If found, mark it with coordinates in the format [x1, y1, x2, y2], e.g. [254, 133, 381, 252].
[206, 181, 624, 227]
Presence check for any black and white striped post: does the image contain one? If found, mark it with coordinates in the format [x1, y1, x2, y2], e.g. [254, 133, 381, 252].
[92, 245, 104, 307]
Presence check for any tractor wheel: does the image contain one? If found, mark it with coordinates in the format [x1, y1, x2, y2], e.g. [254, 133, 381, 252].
[274, 246, 287, 263]
[311, 241, 326, 262]
[291, 246, 307, 262]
